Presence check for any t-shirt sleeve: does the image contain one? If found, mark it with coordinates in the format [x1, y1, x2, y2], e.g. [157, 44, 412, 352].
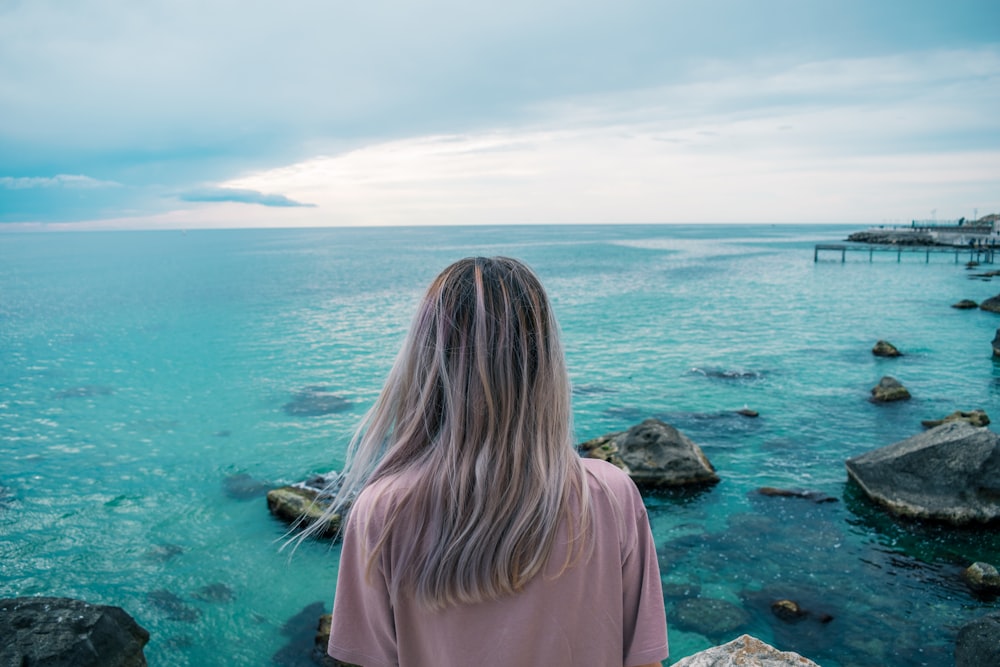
[328, 492, 399, 667]
[620, 481, 670, 666]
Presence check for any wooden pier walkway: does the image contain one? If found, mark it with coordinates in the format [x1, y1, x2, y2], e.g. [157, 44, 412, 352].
[814, 243, 996, 264]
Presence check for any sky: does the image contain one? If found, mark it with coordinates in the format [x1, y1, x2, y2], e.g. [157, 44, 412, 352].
[1, 0, 998, 230]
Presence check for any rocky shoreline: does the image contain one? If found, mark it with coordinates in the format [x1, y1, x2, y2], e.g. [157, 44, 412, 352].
[9, 312, 1000, 665]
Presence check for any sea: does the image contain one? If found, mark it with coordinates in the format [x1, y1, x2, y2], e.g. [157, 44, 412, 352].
[1, 224, 998, 666]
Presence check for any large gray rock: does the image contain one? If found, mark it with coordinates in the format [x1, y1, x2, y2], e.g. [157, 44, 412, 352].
[672, 634, 821, 667]
[979, 295, 1000, 314]
[578, 418, 719, 487]
[955, 612, 1000, 667]
[0, 597, 149, 667]
[845, 422, 1000, 524]
[267, 471, 346, 538]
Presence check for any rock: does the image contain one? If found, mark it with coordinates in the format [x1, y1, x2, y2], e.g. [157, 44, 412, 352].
[955, 612, 1000, 667]
[993, 329, 1000, 357]
[756, 487, 838, 504]
[921, 409, 990, 429]
[146, 590, 201, 622]
[672, 634, 821, 667]
[872, 340, 902, 357]
[846, 230, 934, 245]
[735, 408, 759, 418]
[578, 418, 719, 488]
[979, 294, 1000, 314]
[672, 597, 749, 637]
[283, 386, 351, 416]
[952, 299, 979, 309]
[962, 562, 1000, 595]
[0, 597, 149, 667]
[845, 422, 1000, 524]
[870, 376, 910, 402]
[52, 385, 115, 399]
[770, 599, 807, 622]
[223, 472, 273, 500]
[191, 583, 235, 603]
[266, 486, 342, 537]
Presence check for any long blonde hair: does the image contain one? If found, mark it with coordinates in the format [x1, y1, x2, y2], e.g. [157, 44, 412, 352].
[316, 256, 589, 609]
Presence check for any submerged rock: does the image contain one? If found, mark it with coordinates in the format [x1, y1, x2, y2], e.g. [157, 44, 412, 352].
[191, 583, 235, 603]
[672, 597, 749, 638]
[956, 612, 1000, 667]
[0, 597, 149, 667]
[921, 409, 990, 429]
[223, 472, 273, 500]
[870, 376, 910, 402]
[52, 385, 115, 399]
[872, 340, 902, 357]
[952, 299, 979, 309]
[578, 418, 719, 488]
[756, 487, 838, 504]
[283, 386, 351, 417]
[845, 422, 1000, 524]
[993, 329, 1000, 357]
[146, 589, 201, 622]
[672, 634, 821, 667]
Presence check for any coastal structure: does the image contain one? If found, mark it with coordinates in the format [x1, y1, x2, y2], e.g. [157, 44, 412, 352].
[849, 214, 1000, 248]
[815, 213, 1000, 263]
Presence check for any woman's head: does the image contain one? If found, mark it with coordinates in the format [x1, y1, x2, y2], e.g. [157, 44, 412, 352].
[386, 256, 570, 464]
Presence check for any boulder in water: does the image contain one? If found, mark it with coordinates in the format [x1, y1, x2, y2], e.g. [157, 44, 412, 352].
[872, 340, 902, 357]
[845, 422, 1000, 524]
[266, 486, 342, 537]
[952, 299, 979, 309]
[955, 612, 1000, 667]
[671, 634, 820, 667]
[578, 418, 719, 488]
[0, 597, 149, 667]
[870, 376, 910, 402]
[979, 294, 1000, 313]
[962, 562, 1000, 596]
[921, 409, 990, 429]
[993, 329, 1000, 357]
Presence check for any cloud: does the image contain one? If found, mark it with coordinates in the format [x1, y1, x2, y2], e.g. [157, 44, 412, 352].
[1, 1, 997, 225]
[0, 174, 120, 189]
[213, 48, 1000, 226]
[178, 187, 315, 208]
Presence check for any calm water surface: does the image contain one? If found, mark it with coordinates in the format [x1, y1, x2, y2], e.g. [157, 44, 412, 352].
[1, 224, 998, 666]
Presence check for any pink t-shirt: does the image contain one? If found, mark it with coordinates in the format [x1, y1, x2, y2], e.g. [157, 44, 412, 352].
[328, 457, 669, 667]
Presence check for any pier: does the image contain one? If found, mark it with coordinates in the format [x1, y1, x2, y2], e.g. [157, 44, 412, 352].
[814, 243, 996, 264]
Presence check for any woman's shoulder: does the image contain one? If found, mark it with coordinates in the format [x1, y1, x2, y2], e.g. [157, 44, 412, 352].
[350, 469, 417, 520]
[579, 457, 641, 501]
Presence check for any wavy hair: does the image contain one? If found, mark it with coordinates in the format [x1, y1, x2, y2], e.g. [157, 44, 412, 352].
[311, 256, 590, 609]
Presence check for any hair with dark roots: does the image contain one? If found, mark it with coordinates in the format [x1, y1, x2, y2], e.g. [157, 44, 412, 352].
[299, 256, 590, 609]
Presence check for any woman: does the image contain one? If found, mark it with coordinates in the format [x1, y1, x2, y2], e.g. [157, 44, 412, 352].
[322, 257, 668, 666]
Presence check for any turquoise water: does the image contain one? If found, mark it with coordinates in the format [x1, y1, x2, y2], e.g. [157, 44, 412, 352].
[1, 224, 998, 666]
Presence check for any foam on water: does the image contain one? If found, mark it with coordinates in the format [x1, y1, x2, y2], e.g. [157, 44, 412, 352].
[1, 224, 998, 666]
